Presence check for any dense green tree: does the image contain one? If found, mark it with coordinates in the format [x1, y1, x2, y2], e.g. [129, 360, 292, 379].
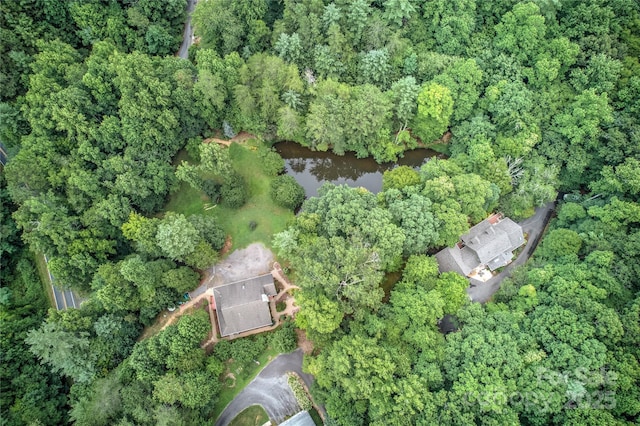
[156, 213, 200, 262]
[382, 166, 421, 191]
[183, 240, 219, 270]
[270, 174, 306, 210]
[234, 53, 303, 136]
[187, 214, 226, 250]
[433, 58, 483, 124]
[385, 191, 439, 255]
[25, 321, 96, 383]
[358, 49, 391, 87]
[389, 76, 420, 135]
[220, 172, 248, 209]
[412, 82, 454, 143]
[383, 0, 416, 27]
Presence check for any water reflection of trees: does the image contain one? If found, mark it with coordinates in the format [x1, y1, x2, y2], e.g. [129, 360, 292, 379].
[277, 141, 439, 192]
[304, 156, 384, 182]
[289, 158, 307, 173]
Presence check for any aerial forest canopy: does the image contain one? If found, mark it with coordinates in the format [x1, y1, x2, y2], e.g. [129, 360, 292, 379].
[1, 0, 639, 425]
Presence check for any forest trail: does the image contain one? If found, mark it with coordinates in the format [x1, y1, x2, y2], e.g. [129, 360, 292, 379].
[203, 131, 257, 147]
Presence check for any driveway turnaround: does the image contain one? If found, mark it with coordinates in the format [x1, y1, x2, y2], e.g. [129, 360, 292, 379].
[215, 349, 314, 426]
[467, 201, 556, 303]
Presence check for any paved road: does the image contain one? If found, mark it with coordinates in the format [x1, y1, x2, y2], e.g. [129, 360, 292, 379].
[215, 349, 314, 426]
[467, 201, 556, 303]
[45, 255, 82, 310]
[177, 0, 196, 59]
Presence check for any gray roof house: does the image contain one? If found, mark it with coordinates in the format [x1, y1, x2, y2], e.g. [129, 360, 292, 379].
[435, 214, 525, 277]
[213, 274, 277, 337]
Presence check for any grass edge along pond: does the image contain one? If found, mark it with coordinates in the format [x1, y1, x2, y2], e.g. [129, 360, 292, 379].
[163, 140, 295, 252]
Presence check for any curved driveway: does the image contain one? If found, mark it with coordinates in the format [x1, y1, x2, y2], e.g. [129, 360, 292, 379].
[215, 349, 314, 426]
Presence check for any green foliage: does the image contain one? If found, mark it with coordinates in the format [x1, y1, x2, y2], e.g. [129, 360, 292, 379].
[257, 146, 286, 176]
[269, 321, 298, 353]
[188, 214, 226, 250]
[162, 267, 200, 294]
[220, 172, 248, 209]
[536, 228, 583, 261]
[382, 166, 421, 191]
[156, 213, 200, 261]
[412, 82, 454, 143]
[270, 174, 306, 210]
[25, 320, 96, 383]
[4, 0, 640, 423]
[183, 240, 219, 270]
[288, 374, 312, 410]
[202, 179, 222, 201]
[0, 252, 68, 425]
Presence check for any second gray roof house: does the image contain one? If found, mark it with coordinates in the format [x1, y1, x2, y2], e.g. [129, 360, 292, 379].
[213, 274, 277, 337]
[436, 214, 525, 276]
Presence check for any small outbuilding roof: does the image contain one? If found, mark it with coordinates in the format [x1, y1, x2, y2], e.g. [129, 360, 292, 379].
[213, 274, 277, 337]
[279, 411, 316, 426]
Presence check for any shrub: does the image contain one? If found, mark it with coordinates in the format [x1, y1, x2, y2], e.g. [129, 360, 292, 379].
[202, 179, 221, 201]
[258, 146, 285, 176]
[221, 173, 248, 208]
[288, 374, 312, 410]
[270, 175, 305, 210]
[185, 137, 203, 162]
[270, 322, 297, 353]
[212, 335, 267, 365]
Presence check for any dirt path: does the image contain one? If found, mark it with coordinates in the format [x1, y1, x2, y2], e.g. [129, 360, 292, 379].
[203, 132, 257, 147]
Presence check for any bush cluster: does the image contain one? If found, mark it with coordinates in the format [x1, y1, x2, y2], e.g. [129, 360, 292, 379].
[221, 173, 248, 208]
[270, 175, 305, 210]
[288, 374, 312, 411]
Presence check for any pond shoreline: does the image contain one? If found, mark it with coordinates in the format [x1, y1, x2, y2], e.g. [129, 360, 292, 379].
[274, 141, 442, 197]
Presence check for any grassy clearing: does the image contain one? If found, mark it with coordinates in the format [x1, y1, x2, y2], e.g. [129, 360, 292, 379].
[228, 405, 271, 426]
[163, 141, 294, 252]
[162, 179, 206, 217]
[33, 252, 55, 309]
[212, 345, 280, 421]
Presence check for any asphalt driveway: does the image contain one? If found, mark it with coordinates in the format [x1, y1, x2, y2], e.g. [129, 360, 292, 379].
[215, 349, 314, 426]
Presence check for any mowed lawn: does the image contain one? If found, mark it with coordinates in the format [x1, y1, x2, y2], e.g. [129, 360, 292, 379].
[228, 405, 270, 426]
[163, 141, 294, 252]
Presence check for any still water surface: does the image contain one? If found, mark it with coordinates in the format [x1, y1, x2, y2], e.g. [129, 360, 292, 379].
[274, 142, 440, 197]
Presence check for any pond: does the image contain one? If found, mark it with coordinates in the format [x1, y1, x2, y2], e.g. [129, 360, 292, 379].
[274, 141, 440, 197]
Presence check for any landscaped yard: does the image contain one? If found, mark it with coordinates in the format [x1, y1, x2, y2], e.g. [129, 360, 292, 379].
[163, 140, 294, 252]
[228, 405, 271, 426]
